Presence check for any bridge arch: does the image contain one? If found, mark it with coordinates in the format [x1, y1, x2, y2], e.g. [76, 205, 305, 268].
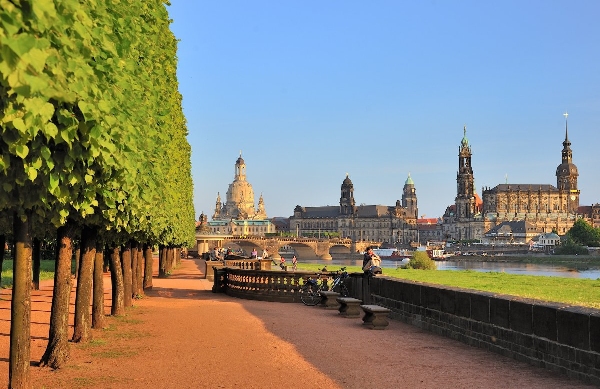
[196, 234, 382, 261]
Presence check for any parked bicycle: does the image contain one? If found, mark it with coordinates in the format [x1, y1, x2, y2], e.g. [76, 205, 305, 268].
[300, 267, 350, 306]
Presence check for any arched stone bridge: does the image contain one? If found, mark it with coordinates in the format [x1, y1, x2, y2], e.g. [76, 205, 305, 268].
[195, 234, 380, 260]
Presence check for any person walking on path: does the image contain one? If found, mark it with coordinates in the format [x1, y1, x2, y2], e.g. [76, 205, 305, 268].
[279, 256, 286, 270]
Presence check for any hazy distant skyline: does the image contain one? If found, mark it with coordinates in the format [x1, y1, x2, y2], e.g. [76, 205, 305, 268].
[168, 1, 600, 220]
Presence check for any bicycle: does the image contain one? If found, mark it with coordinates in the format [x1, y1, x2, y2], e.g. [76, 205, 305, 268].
[327, 267, 350, 297]
[300, 267, 350, 306]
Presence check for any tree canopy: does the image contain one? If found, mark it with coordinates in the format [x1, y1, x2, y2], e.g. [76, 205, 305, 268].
[0, 0, 195, 245]
[567, 219, 600, 247]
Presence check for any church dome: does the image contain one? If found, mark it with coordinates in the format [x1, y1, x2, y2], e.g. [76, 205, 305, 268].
[405, 173, 414, 186]
[556, 162, 578, 176]
[236, 156, 245, 165]
[342, 174, 353, 187]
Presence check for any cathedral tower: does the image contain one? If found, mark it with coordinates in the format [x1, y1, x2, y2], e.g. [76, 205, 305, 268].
[555, 113, 580, 213]
[455, 126, 476, 219]
[340, 174, 356, 215]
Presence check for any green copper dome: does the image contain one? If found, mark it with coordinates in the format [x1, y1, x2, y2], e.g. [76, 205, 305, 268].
[461, 125, 469, 147]
[405, 173, 414, 186]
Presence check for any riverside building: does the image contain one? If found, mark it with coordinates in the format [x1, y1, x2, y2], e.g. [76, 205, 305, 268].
[442, 117, 599, 242]
[289, 174, 420, 245]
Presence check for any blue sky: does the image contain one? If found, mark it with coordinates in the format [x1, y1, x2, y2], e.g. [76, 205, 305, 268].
[168, 1, 600, 220]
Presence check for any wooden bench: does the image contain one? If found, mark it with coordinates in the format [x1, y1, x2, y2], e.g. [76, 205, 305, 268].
[336, 297, 363, 317]
[360, 305, 392, 330]
[319, 291, 340, 309]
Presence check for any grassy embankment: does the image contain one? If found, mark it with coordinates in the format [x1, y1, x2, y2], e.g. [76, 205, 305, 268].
[1, 260, 59, 288]
[296, 262, 600, 309]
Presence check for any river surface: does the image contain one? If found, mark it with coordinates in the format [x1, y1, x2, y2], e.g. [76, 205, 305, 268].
[302, 258, 600, 280]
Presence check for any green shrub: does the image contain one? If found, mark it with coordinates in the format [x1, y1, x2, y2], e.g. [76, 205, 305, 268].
[404, 251, 437, 270]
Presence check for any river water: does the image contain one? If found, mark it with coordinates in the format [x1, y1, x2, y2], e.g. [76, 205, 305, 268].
[303, 258, 600, 280]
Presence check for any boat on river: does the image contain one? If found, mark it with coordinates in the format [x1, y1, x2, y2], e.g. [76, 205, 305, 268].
[373, 248, 412, 259]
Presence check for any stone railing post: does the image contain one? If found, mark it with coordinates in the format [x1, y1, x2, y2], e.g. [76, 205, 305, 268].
[212, 267, 228, 293]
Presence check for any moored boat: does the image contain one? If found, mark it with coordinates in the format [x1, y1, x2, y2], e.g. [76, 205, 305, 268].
[373, 248, 412, 259]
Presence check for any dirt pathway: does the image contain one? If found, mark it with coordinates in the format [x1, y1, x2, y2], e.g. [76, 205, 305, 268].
[0, 258, 594, 388]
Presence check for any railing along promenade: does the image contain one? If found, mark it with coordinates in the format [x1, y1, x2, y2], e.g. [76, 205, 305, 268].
[211, 261, 600, 385]
[210, 260, 352, 302]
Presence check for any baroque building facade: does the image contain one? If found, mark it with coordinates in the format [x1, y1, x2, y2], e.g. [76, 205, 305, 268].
[443, 118, 592, 242]
[206, 154, 275, 236]
[290, 174, 419, 245]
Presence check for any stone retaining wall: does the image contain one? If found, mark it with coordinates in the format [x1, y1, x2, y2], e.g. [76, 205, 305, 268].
[348, 275, 600, 385]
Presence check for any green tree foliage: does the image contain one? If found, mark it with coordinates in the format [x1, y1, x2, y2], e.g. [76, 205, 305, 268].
[553, 236, 589, 255]
[405, 250, 437, 270]
[567, 219, 600, 247]
[1, 0, 195, 379]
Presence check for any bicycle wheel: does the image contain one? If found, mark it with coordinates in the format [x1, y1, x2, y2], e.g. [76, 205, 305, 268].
[300, 284, 321, 306]
[339, 283, 349, 297]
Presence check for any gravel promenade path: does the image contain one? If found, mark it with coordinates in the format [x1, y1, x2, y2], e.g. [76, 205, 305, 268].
[0, 257, 594, 388]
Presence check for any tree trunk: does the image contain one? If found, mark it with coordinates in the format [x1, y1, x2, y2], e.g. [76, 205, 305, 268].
[72, 226, 96, 343]
[135, 242, 144, 297]
[9, 214, 32, 389]
[121, 243, 133, 308]
[92, 242, 105, 329]
[41, 224, 75, 368]
[74, 246, 80, 280]
[32, 237, 41, 290]
[176, 247, 181, 266]
[158, 244, 167, 278]
[109, 246, 125, 316]
[143, 243, 153, 290]
[130, 241, 138, 299]
[0, 234, 6, 288]
[166, 247, 174, 275]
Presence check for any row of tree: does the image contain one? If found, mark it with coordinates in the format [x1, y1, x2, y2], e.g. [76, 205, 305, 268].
[0, 1, 195, 387]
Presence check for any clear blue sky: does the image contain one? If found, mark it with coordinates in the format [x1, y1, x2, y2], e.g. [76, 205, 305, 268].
[168, 1, 600, 220]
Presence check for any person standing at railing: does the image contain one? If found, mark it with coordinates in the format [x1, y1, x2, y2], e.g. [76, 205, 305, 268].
[251, 248, 258, 258]
[362, 247, 382, 275]
[291, 255, 297, 271]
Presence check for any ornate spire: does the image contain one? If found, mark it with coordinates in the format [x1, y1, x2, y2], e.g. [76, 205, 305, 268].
[461, 125, 468, 147]
[561, 112, 572, 164]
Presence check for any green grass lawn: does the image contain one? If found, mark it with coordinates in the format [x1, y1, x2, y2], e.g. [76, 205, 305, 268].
[297, 263, 600, 309]
[1, 260, 62, 287]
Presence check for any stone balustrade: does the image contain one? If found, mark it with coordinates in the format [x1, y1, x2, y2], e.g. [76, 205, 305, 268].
[215, 267, 340, 303]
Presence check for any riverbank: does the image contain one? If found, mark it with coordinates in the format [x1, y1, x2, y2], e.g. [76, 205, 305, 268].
[449, 254, 600, 267]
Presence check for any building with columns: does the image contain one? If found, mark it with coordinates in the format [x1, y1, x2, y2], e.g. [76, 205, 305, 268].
[290, 173, 419, 245]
